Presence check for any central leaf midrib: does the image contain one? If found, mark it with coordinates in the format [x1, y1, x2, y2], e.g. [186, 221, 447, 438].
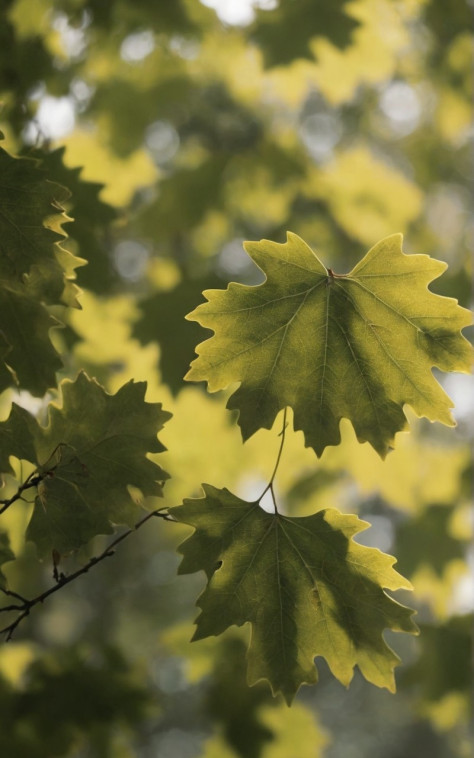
[278, 518, 336, 657]
[274, 524, 288, 669]
[224, 511, 275, 599]
[317, 284, 331, 421]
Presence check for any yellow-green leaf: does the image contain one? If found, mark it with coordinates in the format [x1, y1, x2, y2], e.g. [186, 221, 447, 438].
[186, 233, 472, 457]
[173, 485, 418, 704]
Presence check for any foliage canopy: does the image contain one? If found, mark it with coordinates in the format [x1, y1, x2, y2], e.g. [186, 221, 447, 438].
[0, 0, 472, 756]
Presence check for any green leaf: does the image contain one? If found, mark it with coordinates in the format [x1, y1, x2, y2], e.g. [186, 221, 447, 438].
[186, 233, 472, 457]
[395, 505, 466, 578]
[0, 644, 154, 756]
[0, 532, 15, 588]
[0, 146, 85, 394]
[0, 147, 81, 306]
[402, 615, 472, 703]
[205, 635, 276, 758]
[173, 485, 418, 704]
[250, 0, 359, 68]
[0, 372, 171, 555]
[31, 147, 117, 294]
[137, 156, 228, 243]
[133, 273, 224, 394]
[0, 402, 38, 478]
[0, 289, 62, 395]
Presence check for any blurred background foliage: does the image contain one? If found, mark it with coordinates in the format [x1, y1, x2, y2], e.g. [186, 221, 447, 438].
[0, 0, 472, 755]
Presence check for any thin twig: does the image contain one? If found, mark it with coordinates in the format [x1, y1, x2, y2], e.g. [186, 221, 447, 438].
[0, 443, 77, 517]
[0, 586, 28, 603]
[0, 508, 176, 640]
[258, 407, 288, 513]
[0, 471, 42, 515]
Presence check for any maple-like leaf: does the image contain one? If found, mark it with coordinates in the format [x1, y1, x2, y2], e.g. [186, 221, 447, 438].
[0, 373, 171, 555]
[186, 233, 472, 457]
[31, 147, 118, 294]
[0, 146, 83, 306]
[173, 485, 418, 704]
[0, 146, 85, 394]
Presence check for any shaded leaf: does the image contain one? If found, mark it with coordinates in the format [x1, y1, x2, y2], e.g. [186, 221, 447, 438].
[133, 273, 224, 394]
[0, 644, 154, 757]
[0, 332, 13, 393]
[31, 147, 117, 293]
[0, 146, 84, 394]
[424, 0, 471, 50]
[0, 402, 37, 478]
[205, 635, 276, 758]
[186, 233, 472, 457]
[402, 615, 472, 702]
[250, 0, 359, 68]
[395, 505, 466, 578]
[0, 289, 62, 396]
[173, 485, 417, 704]
[0, 373, 171, 554]
[0, 533, 14, 588]
[202, 700, 328, 758]
[69, 0, 199, 33]
[138, 156, 228, 244]
[0, 146, 81, 306]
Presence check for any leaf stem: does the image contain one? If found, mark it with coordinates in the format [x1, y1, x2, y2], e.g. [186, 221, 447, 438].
[0, 507, 176, 640]
[258, 407, 288, 514]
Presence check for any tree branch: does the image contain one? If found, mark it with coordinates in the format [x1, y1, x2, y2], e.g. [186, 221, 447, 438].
[0, 508, 176, 640]
[0, 471, 42, 516]
[0, 443, 81, 517]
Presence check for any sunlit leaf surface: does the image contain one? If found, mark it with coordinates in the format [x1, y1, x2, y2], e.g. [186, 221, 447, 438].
[174, 485, 418, 703]
[187, 233, 471, 457]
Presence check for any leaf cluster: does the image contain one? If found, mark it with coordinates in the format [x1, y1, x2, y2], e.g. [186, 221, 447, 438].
[0, 1, 472, 755]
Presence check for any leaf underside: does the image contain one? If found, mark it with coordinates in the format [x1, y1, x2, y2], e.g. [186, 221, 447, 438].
[173, 486, 418, 704]
[0, 372, 171, 555]
[186, 233, 472, 457]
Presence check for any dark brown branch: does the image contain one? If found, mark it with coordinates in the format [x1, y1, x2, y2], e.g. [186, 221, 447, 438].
[0, 471, 42, 515]
[0, 508, 176, 640]
[0, 443, 77, 516]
